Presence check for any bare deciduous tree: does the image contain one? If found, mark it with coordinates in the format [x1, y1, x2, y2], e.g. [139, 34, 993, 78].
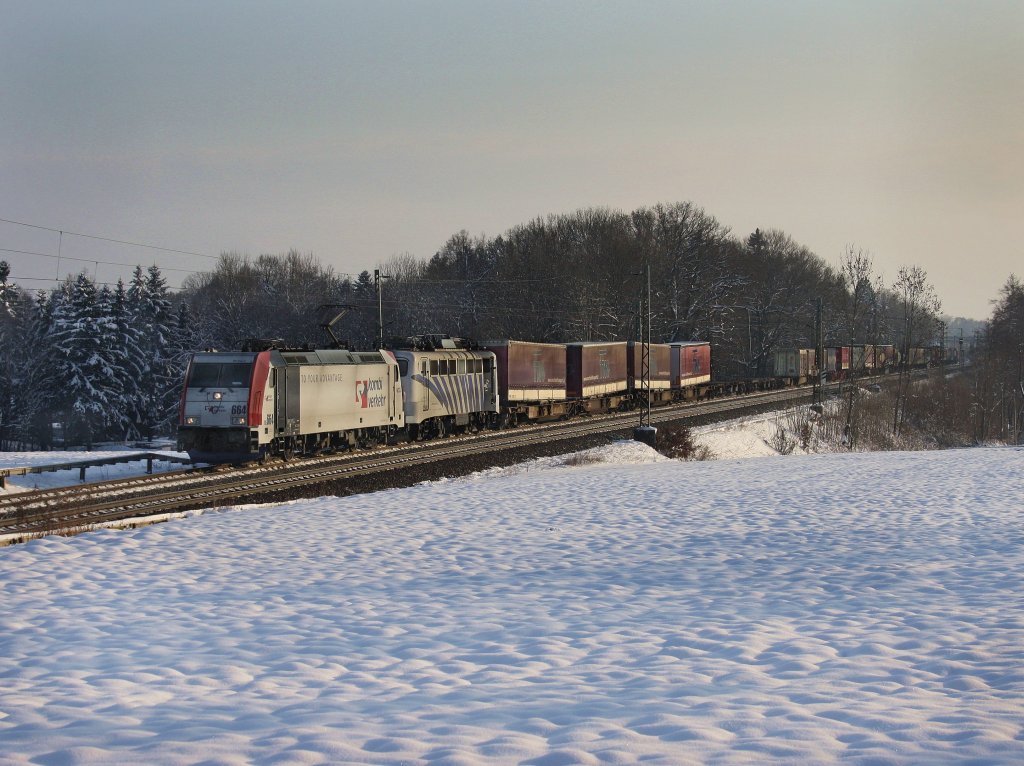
[839, 245, 874, 346]
[892, 265, 941, 435]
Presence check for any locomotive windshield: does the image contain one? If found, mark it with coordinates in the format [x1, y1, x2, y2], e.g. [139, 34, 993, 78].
[188, 362, 253, 389]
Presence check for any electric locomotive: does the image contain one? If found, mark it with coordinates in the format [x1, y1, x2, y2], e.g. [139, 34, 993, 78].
[178, 344, 404, 463]
[391, 335, 499, 439]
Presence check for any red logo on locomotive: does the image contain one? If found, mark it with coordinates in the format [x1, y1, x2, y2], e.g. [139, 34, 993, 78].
[356, 378, 386, 408]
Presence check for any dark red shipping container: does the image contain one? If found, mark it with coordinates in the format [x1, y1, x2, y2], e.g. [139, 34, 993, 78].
[627, 342, 672, 390]
[566, 342, 629, 399]
[670, 342, 711, 387]
[833, 346, 851, 371]
[481, 340, 567, 403]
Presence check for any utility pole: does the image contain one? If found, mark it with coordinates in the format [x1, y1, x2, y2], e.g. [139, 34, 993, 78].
[845, 313, 856, 447]
[634, 263, 657, 448]
[813, 298, 823, 406]
[643, 264, 652, 427]
[374, 269, 390, 349]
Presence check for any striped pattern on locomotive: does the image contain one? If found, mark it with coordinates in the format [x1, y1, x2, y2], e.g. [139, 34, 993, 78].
[411, 371, 491, 413]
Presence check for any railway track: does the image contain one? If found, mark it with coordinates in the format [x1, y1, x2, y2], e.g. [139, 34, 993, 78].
[0, 383, 819, 540]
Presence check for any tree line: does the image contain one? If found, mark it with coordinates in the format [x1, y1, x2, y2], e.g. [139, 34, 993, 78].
[381, 204, 945, 379]
[0, 200, 1019, 448]
[970, 276, 1024, 443]
[0, 262, 190, 449]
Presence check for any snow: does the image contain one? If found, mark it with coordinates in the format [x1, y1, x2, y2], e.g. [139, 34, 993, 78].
[2, 436, 1023, 764]
[692, 413, 798, 460]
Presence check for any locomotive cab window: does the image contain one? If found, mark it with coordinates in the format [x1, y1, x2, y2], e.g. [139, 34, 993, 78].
[398, 359, 409, 377]
[189, 363, 252, 389]
[430, 360, 439, 376]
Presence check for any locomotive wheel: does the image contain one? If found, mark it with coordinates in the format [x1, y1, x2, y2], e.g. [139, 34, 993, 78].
[436, 418, 447, 438]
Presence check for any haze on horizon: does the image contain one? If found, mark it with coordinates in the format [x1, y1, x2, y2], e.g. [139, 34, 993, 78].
[1, 0, 1021, 320]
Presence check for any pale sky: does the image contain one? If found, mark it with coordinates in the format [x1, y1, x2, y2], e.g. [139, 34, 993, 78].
[2, 0, 1021, 319]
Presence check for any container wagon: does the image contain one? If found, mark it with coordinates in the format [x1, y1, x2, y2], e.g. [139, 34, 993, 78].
[773, 348, 816, 383]
[627, 342, 673, 404]
[481, 340, 568, 424]
[670, 341, 712, 396]
[566, 342, 629, 412]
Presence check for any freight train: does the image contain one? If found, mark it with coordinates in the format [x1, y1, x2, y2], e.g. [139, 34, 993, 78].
[178, 333, 954, 464]
[772, 343, 959, 382]
[178, 336, 713, 463]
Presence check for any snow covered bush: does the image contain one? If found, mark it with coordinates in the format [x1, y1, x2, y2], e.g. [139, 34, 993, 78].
[656, 422, 714, 461]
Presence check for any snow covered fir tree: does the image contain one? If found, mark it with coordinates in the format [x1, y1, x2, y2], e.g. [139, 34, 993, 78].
[0, 262, 190, 449]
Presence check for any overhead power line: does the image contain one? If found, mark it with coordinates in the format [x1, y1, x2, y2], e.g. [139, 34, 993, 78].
[0, 216, 221, 260]
[0, 246, 203, 274]
[10, 275, 189, 291]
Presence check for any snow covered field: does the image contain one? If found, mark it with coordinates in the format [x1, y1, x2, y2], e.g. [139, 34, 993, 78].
[2, 436, 1023, 765]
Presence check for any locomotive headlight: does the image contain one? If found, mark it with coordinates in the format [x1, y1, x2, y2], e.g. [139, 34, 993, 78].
[212, 391, 223, 400]
[185, 416, 198, 425]
[232, 416, 246, 425]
